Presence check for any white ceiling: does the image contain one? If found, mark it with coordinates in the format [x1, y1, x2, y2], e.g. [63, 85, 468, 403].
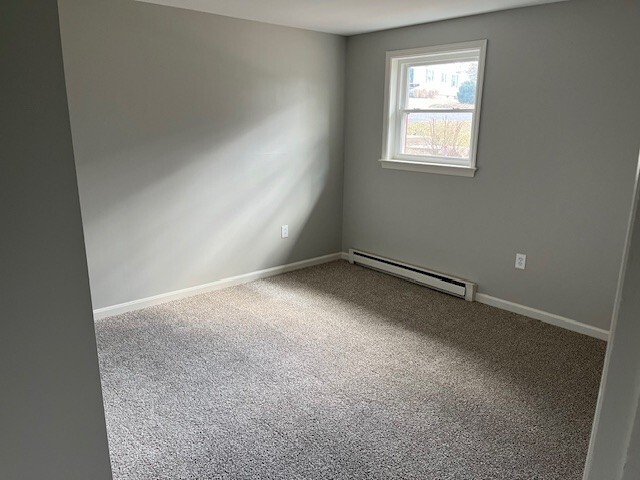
[137, 0, 565, 35]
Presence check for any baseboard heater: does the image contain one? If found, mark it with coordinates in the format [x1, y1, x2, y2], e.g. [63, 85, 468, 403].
[348, 249, 476, 301]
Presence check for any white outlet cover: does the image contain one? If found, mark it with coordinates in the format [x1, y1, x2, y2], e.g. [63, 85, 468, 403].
[281, 225, 289, 238]
[515, 253, 526, 270]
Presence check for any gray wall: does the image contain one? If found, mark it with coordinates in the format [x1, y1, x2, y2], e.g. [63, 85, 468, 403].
[0, 2, 112, 479]
[584, 154, 640, 480]
[58, 0, 345, 309]
[624, 405, 640, 480]
[585, 155, 640, 480]
[342, 0, 640, 330]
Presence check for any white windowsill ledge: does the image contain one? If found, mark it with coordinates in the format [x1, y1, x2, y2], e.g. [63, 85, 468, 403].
[379, 159, 477, 177]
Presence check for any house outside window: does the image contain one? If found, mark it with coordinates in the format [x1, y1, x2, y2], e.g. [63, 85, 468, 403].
[380, 40, 487, 177]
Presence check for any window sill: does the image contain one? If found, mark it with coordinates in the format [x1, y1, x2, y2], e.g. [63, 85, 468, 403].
[379, 159, 477, 177]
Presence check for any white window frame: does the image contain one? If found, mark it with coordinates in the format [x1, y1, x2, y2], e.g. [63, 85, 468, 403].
[380, 40, 487, 177]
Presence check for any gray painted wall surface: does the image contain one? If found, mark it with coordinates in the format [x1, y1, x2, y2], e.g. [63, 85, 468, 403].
[584, 155, 640, 480]
[623, 404, 640, 480]
[342, 0, 640, 330]
[0, 2, 112, 479]
[58, 0, 345, 309]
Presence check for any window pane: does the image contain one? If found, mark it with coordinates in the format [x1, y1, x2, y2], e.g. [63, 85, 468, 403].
[406, 61, 478, 110]
[403, 112, 473, 159]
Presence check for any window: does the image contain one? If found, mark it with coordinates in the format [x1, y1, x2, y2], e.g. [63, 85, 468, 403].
[380, 40, 487, 177]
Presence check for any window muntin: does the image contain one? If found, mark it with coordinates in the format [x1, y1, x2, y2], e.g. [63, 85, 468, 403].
[382, 41, 487, 173]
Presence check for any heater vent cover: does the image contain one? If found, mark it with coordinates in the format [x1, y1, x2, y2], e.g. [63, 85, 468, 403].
[349, 249, 476, 301]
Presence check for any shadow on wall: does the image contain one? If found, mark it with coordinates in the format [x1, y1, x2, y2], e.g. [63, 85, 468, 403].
[59, 0, 345, 309]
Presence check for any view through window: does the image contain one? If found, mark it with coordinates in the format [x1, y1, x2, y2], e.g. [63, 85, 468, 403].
[404, 61, 478, 159]
[382, 41, 487, 176]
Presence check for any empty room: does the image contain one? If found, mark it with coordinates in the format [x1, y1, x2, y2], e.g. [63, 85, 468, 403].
[3, 0, 640, 479]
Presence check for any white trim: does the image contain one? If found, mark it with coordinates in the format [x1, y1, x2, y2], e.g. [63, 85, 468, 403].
[476, 293, 610, 341]
[380, 158, 477, 177]
[381, 40, 487, 173]
[400, 108, 475, 114]
[93, 253, 345, 320]
[94, 249, 610, 342]
[583, 150, 640, 480]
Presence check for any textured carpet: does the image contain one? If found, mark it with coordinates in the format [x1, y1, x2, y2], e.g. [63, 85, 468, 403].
[96, 260, 606, 479]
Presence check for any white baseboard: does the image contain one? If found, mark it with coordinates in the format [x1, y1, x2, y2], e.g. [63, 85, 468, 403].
[94, 251, 610, 342]
[93, 252, 345, 320]
[475, 293, 610, 341]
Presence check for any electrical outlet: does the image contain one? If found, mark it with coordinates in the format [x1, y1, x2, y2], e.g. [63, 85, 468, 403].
[515, 253, 527, 270]
[281, 225, 288, 239]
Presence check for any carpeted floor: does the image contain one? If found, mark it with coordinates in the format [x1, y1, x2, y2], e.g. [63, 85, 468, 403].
[96, 260, 606, 479]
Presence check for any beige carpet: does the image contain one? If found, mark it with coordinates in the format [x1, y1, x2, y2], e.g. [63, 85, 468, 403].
[96, 260, 606, 479]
